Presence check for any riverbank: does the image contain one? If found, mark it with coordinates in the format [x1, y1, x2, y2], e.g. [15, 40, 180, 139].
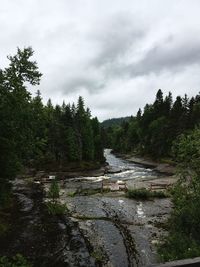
[0, 175, 172, 267]
[0, 178, 96, 266]
[24, 160, 108, 182]
[33, 166, 106, 180]
[113, 152, 176, 175]
[0, 150, 176, 267]
[105, 150, 178, 192]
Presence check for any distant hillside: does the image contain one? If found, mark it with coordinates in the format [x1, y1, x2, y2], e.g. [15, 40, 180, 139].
[101, 117, 131, 128]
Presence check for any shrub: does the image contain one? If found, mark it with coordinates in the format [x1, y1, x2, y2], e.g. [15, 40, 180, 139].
[126, 188, 167, 199]
[0, 254, 31, 267]
[46, 202, 67, 216]
[158, 232, 200, 262]
[152, 190, 168, 198]
[67, 191, 76, 197]
[47, 179, 59, 201]
[91, 249, 105, 264]
[158, 128, 200, 261]
[46, 179, 67, 215]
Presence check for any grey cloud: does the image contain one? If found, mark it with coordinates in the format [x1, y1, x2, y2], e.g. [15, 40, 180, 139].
[1, 0, 200, 121]
[55, 12, 145, 95]
[92, 12, 145, 67]
[61, 76, 105, 94]
[94, 35, 200, 81]
[130, 40, 200, 77]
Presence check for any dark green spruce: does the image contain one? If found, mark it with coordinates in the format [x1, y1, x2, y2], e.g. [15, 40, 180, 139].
[0, 47, 104, 207]
[102, 89, 200, 261]
[103, 89, 200, 160]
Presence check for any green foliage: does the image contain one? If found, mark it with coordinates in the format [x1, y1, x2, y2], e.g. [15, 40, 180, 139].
[41, 95, 103, 165]
[92, 117, 104, 160]
[47, 180, 59, 201]
[158, 232, 200, 262]
[0, 254, 32, 267]
[46, 180, 67, 215]
[158, 127, 200, 261]
[101, 117, 131, 128]
[126, 188, 167, 199]
[0, 47, 41, 180]
[65, 127, 79, 162]
[0, 48, 104, 209]
[104, 90, 200, 159]
[67, 191, 76, 197]
[46, 202, 67, 216]
[102, 91, 200, 262]
[172, 128, 200, 174]
[91, 249, 105, 264]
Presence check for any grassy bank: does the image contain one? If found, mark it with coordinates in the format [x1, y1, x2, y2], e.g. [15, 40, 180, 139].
[126, 188, 168, 200]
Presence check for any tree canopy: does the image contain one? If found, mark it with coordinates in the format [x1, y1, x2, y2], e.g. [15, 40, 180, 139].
[0, 47, 104, 206]
[103, 90, 200, 160]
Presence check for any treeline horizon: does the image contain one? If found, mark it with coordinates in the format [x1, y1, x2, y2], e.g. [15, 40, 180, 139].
[103, 89, 200, 159]
[0, 47, 104, 206]
[102, 89, 200, 259]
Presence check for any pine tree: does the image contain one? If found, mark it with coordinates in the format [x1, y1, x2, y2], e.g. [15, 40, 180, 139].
[0, 47, 42, 206]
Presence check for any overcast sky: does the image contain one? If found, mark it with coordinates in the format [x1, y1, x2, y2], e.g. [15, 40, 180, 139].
[1, 0, 200, 121]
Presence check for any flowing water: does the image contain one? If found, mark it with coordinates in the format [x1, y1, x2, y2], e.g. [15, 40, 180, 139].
[60, 149, 171, 267]
[104, 149, 162, 181]
[0, 149, 171, 267]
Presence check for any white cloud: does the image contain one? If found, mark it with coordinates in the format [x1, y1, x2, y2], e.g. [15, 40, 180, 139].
[1, 0, 200, 121]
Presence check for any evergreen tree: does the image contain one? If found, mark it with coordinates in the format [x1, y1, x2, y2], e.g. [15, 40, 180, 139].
[104, 90, 200, 159]
[0, 48, 104, 207]
[0, 47, 42, 205]
[91, 117, 104, 161]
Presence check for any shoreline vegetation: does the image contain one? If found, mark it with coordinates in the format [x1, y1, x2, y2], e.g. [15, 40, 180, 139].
[102, 89, 200, 162]
[0, 47, 105, 266]
[1, 47, 200, 265]
[0, 47, 105, 207]
[102, 89, 200, 262]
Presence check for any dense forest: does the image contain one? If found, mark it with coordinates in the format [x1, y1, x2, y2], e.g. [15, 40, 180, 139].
[103, 90, 200, 260]
[101, 117, 131, 128]
[158, 127, 200, 260]
[103, 89, 200, 159]
[0, 47, 104, 206]
[1, 47, 200, 264]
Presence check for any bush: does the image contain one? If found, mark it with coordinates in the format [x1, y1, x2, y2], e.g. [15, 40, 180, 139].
[91, 249, 105, 264]
[153, 190, 168, 198]
[0, 254, 31, 267]
[47, 179, 59, 201]
[67, 191, 76, 197]
[46, 202, 67, 216]
[126, 188, 167, 199]
[46, 179, 67, 215]
[158, 128, 200, 261]
[158, 232, 200, 262]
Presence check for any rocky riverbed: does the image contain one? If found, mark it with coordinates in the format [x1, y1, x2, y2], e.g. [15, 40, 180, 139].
[0, 149, 176, 267]
[59, 189, 172, 266]
[114, 152, 176, 175]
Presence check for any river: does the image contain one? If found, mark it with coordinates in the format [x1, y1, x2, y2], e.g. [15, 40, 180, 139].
[58, 149, 171, 267]
[104, 148, 163, 181]
[0, 149, 172, 267]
